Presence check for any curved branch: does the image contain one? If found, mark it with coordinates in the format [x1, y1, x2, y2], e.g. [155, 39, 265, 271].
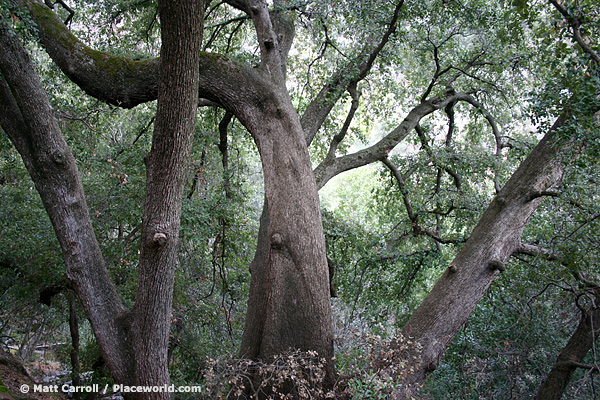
[301, 0, 405, 145]
[548, 0, 600, 65]
[314, 95, 460, 189]
[44, 0, 74, 25]
[456, 93, 503, 144]
[382, 158, 416, 223]
[21, 0, 275, 116]
[223, 0, 251, 14]
[454, 93, 507, 190]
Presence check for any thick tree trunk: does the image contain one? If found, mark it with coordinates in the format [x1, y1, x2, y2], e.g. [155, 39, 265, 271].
[383, 114, 571, 398]
[239, 89, 335, 386]
[535, 299, 600, 400]
[0, 21, 133, 384]
[234, 1, 335, 387]
[0, 0, 204, 397]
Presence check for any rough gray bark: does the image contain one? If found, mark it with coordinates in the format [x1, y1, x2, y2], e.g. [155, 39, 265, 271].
[16, 0, 337, 388]
[381, 113, 573, 398]
[535, 296, 600, 400]
[0, 0, 205, 397]
[0, 22, 132, 385]
[129, 0, 205, 396]
[238, 105, 333, 374]
[234, 0, 335, 384]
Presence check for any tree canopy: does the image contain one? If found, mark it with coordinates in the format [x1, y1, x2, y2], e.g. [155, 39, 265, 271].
[0, 0, 599, 399]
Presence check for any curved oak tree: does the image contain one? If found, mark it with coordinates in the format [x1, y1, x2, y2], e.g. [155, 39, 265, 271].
[1, 0, 598, 398]
[2, 0, 339, 393]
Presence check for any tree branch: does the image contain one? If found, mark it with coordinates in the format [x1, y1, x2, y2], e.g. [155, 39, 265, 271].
[324, 82, 360, 160]
[513, 243, 560, 261]
[453, 93, 507, 191]
[415, 124, 462, 189]
[245, 0, 286, 83]
[382, 158, 416, 224]
[43, 0, 74, 25]
[381, 158, 461, 245]
[535, 295, 600, 399]
[557, 361, 600, 371]
[314, 94, 462, 189]
[386, 110, 576, 396]
[301, 0, 405, 145]
[419, 28, 458, 103]
[548, 0, 600, 65]
[223, 0, 250, 14]
[21, 0, 275, 117]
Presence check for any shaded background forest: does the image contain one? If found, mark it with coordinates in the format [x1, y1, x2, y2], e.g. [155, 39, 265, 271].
[1, 0, 600, 398]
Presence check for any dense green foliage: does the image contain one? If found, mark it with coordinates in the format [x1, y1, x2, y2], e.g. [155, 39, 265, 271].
[1, 0, 599, 398]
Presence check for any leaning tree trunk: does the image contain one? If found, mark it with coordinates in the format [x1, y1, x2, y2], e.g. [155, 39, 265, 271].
[534, 293, 600, 400]
[382, 113, 573, 399]
[0, 19, 132, 384]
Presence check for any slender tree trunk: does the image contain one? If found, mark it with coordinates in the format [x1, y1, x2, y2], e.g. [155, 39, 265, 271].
[535, 299, 600, 400]
[68, 293, 81, 400]
[384, 114, 571, 399]
[129, 0, 204, 396]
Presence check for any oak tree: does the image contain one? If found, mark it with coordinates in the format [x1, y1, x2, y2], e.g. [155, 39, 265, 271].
[1, 0, 599, 398]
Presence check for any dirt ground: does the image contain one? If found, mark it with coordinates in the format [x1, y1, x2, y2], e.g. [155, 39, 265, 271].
[0, 348, 67, 400]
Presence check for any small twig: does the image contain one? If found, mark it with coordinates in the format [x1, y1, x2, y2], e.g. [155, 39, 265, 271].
[132, 115, 155, 145]
[548, 0, 600, 65]
[325, 82, 361, 160]
[415, 124, 462, 189]
[557, 360, 600, 372]
[44, 0, 74, 25]
[54, 110, 101, 133]
[382, 157, 461, 245]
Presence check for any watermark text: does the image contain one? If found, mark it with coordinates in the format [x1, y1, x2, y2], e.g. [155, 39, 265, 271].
[21, 383, 202, 395]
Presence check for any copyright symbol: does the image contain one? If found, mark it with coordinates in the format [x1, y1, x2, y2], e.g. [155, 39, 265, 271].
[20, 384, 30, 393]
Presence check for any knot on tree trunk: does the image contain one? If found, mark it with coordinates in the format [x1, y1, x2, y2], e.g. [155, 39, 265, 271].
[152, 232, 168, 247]
[270, 232, 283, 249]
[51, 149, 66, 164]
[488, 259, 506, 272]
